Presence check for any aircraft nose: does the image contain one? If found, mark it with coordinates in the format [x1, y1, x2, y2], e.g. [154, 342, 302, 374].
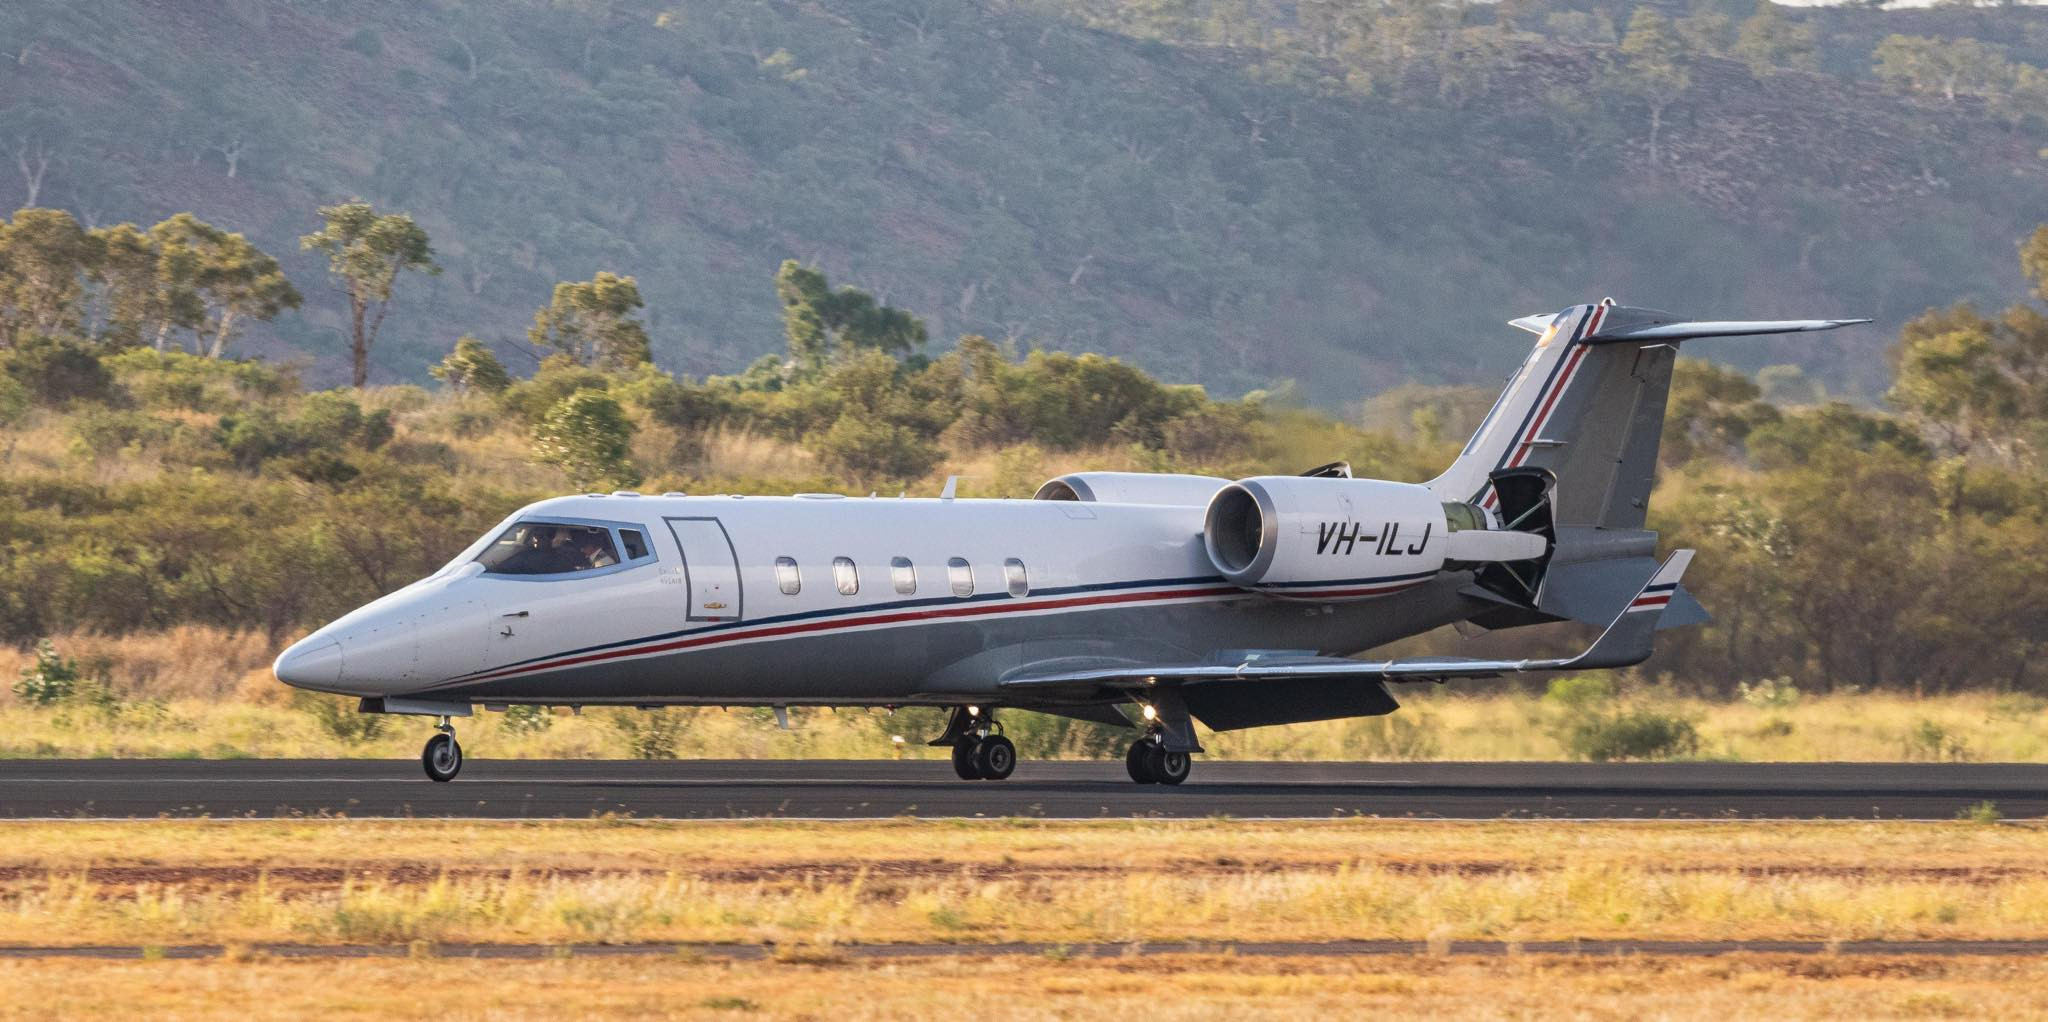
[273, 639, 344, 691]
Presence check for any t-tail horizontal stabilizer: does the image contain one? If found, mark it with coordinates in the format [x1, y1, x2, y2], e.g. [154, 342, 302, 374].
[997, 550, 1694, 691]
[1509, 305, 1870, 344]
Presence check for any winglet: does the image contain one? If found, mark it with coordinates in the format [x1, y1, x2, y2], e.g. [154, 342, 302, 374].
[1565, 550, 1693, 669]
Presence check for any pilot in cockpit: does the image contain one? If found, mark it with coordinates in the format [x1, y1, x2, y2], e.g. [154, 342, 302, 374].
[576, 531, 617, 570]
[496, 525, 564, 575]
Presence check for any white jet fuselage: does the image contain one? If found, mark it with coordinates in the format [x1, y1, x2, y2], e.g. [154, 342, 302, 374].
[275, 491, 1472, 707]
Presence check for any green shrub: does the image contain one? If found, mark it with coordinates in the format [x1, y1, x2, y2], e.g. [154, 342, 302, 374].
[1542, 675, 1614, 713]
[68, 407, 176, 457]
[298, 391, 393, 451]
[805, 413, 942, 486]
[532, 390, 640, 490]
[430, 336, 511, 395]
[103, 349, 295, 412]
[1561, 708, 1699, 761]
[0, 336, 117, 407]
[282, 450, 360, 486]
[0, 373, 28, 426]
[217, 392, 390, 468]
[217, 407, 297, 467]
[498, 356, 611, 424]
[292, 690, 390, 744]
[1958, 800, 2003, 824]
[609, 709, 689, 759]
[500, 704, 554, 735]
[1738, 677, 1801, 709]
[1905, 719, 1971, 762]
[13, 639, 82, 706]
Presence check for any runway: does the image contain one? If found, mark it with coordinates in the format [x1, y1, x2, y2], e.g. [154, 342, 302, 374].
[0, 759, 2042, 820]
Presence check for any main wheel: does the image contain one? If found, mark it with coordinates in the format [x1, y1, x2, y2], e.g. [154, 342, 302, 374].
[951, 739, 984, 780]
[422, 732, 462, 783]
[974, 734, 1017, 780]
[1150, 747, 1192, 786]
[1125, 739, 1158, 784]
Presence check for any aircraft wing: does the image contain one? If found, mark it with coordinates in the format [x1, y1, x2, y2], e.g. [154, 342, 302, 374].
[1001, 550, 1692, 694]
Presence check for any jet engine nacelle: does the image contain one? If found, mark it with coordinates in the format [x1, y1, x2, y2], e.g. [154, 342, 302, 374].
[1203, 476, 1449, 599]
[1034, 472, 1228, 506]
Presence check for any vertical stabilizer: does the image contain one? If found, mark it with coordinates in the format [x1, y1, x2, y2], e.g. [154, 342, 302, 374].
[1429, 302, 1867, 530]
[1430, 301, 1866, 627]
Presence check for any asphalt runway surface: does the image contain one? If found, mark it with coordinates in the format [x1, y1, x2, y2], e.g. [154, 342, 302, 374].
[1, 759, 2043, 820]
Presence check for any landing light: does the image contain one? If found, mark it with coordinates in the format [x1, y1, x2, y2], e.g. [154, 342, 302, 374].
[1141, 705, 1158, 722]
[967, 705, 980, 716]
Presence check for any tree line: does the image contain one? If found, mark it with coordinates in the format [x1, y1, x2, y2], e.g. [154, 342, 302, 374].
[0, 199, 2043, 696]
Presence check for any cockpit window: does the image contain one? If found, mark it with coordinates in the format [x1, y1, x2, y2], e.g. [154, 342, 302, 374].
[476, 522, 622, 575]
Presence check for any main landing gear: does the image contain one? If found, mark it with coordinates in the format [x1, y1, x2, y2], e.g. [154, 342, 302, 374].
[422, 717, 463, 782]
[1124, 734, 1192, 785]
[1125, 694, 1199, 785]
[933, 705, 1016, 781]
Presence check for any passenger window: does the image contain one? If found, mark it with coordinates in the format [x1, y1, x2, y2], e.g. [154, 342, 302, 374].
[891, 557, 916, 595]
[619, 529, 650, 561]
[477, 522, 620, 575]
[775, 556, 801, 596]
[947, 557, 974, 598]
[833, 557, 859, 596]
[1003, 558, 1029, 598]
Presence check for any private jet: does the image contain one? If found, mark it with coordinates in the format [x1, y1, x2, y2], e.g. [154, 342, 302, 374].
[274, 301, 1866, 782]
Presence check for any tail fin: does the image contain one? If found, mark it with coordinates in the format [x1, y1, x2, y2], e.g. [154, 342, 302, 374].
[1431, 301, 1865, 630]
[1428, 301, 1867, 528]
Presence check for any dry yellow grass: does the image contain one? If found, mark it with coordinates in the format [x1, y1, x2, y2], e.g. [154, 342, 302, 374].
[3, 676, 2043, 763]
[1, 954, 2044, 1022]
[0, 626, 275, 701]
[5, 604, 2046, 764]
[0, 819, 2042, 947]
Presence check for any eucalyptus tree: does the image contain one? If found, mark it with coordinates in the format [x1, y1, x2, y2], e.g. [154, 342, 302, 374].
[300, 201, 438, 387]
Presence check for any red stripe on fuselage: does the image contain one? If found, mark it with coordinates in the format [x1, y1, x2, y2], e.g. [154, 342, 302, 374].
[1263, 579, 1427, 600]
[454, 583, 1248, 687]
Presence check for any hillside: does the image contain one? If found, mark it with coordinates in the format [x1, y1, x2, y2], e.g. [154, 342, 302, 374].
[4, 0, 2048, 401]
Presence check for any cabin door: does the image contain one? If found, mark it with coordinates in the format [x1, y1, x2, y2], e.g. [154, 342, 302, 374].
[664, 517, 743, 623]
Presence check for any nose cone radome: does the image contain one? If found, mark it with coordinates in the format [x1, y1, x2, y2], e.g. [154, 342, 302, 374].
[273, 638, 344, 692]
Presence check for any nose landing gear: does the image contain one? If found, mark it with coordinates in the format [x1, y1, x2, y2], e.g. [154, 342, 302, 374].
[932, 706, 1017, 781]
[422, 718, 463, 782]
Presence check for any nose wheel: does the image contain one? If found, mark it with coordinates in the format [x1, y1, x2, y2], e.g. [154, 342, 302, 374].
[422, 721, 462, 782]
